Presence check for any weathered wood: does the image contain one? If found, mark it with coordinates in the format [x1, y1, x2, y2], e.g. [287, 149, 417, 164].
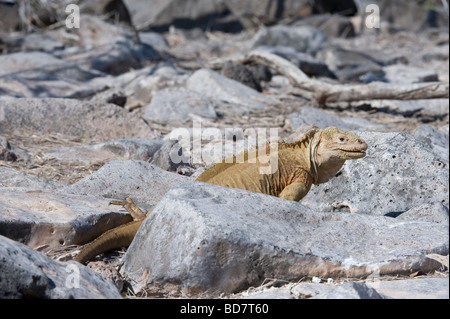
[243, 50, 449, 104]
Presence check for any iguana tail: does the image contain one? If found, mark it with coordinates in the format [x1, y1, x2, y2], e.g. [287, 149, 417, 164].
[74, 220, 143, 264]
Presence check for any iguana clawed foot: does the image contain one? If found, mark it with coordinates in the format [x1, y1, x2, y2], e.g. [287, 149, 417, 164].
[74, 197, 150, 264]
[110, 197, 150, 221]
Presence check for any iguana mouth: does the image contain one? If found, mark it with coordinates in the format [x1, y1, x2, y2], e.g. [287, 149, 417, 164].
[338, 149, 367, 158]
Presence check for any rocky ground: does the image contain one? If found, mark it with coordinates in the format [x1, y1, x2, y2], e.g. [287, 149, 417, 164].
[0, 0, 449, 299]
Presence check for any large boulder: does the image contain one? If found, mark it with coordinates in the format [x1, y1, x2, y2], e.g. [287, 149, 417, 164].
[0, 189, 132, 250]
[0, 234, 121, 299]
[301, 131, 449, 216]
[143, 87, 218, 122]
[186, 68, 277, 112]
[121, 182, 448, 295]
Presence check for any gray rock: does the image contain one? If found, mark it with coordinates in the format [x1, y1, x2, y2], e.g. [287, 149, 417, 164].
[0, 167, 64, 191]
[0, 135, 17, 161]
[414, 124, 449, 161]
[68, 39, 159, 76]
[0, 51, 64, 77]
[364, 99, 449, 118]
[151, 138, 193, 172]
[415, 124, 449, 149]
[88, 63, 188, 110]
[289, 106, 349, 130]
[383, 64, 439, 84]
[20, 31, 65, 51]
[123, 0, 228, 31]
[143, 87, 217, 122]
[292, 13, 355, 38]
[256, 46, 336, 78]
[341, 117, 397, 132]
[251, 25, 328, 56]
[302, 131, 449, 216]
[397, 202, 449, 224]
[378, 1, 449, 31]
[72, 14, 129, 48]
[366, 278, 449, 299]
[0, 234, 122, 299]
[221, 61, 263, 92]
[0, 65, 104, 99]
[238, 286, 294, 299]
[41, 138, 164, 164]
[288, 109, 395, 134]
[292, 281, 388, 299]
[139, 32, 169, 51]
[0, 98, 154, 140]
[0, 2, 20, 33]
[67, 160, 191, 211]
[223, 0, 313, 26]
[186, 68, 276, 112]
[0, 50, 106, 98]
[316, 46, 383, 82]
[0, 189, 132, 250]
[121, 182, 448, 295]
[126, 63, 188, 108]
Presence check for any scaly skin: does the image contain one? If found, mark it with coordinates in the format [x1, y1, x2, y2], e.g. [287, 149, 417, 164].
[74, 127, 367, 264]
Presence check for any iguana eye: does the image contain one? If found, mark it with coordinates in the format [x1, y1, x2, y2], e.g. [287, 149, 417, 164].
[338, 136, 346, 142]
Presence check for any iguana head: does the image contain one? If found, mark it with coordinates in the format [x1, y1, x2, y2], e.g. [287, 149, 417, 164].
[317, 127, 367, 160]
[311, 127, 367, 184]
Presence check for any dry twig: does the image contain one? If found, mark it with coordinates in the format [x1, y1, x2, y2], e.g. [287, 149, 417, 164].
[242, 50, 449, 104]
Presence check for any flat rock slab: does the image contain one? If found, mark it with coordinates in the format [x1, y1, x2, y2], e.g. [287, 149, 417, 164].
[41, 138, 164, 164]
[143, 87, 218, 121]
[236, 280, 388, 299]
[0, 167, 64, 191]
[0, 51, 65, 77]
[302, 131, 449, 216]
[0, 234, 121, 299]
[67, 160, 191, 211]
[122, 182, 448, 295]
[366, 277, 449, 299]
[288, 106, 395, 132]
[251, 25, 328, 55]
[0, 189, 132, 251]
[383, 64, 439, 83]
[291, 281, 388, 299]
[0, 98, 154, 140]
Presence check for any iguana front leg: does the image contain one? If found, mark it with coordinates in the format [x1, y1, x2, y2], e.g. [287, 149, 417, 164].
[278, 182, 311, 202]
[74, 198, 150, 264]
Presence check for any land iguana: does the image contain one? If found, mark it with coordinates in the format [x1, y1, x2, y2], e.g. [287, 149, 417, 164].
[74, 126, 367, 264]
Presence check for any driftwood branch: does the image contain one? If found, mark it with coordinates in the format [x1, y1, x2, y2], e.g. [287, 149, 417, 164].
[242, 50, 450, 104]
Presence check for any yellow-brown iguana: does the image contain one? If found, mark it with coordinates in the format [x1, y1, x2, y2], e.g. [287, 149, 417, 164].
[74, 127, 367, 264]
